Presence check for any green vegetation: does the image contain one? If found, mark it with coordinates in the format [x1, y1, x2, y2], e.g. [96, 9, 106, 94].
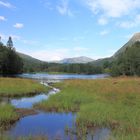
[16, 51, 104, 74]
[0, 37, 23, 75]
[18, 52, 45, 73]
[0, 78, 49, 97]
[0, 104, 19, 128]
[111, 41, 140, 76]
[45, 63, 103, 74]
[0, 77, 49, 131]
[35, 78, 140, 139]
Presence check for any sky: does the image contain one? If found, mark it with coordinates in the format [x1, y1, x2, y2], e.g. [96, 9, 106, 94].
[0, 0, 140, 61]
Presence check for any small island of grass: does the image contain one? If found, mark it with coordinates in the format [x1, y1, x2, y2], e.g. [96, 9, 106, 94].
[0, 78, 49, 130]
[0, 104, 19, 129]
[0, 78, 49, 97]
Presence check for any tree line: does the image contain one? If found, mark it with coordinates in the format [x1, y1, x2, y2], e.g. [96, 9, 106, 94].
[0, 37, 23, 75]
[39, 63, 103, 74]
[1, 36, 139, 76]
[110, 41, 140, 76]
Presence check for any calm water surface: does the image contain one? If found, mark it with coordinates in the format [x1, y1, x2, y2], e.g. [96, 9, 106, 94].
[6, 112, 77, 140]
[17, 73, 109, 80]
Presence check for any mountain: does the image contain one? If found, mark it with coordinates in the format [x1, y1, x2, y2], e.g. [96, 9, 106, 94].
[90, 32, 140, 66]
[114, 32, 140, 57]
[58, 56, 94, 64]
[18, 52, 42, 64]
[17, 52, 45, 72]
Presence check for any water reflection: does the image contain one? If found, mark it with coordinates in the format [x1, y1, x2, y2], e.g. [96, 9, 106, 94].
[5, 112, 110, 140]
[6, 112, 77, 140]
[11, 94, 48, 109]
[17, 73, 109, 80]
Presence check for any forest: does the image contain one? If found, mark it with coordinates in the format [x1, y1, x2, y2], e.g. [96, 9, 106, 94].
[0, 37, 23, 75]
[111, 41, 140, 76]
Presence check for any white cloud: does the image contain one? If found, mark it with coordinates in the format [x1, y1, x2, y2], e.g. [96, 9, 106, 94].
[13, 23, 24, 29]
[57, 0, 74, 17]
[10, 35, 21, 40]
[85, 0, 140, 18]
[41, 0, 53, 10]
[123, 34, 133, 39]
[29, 48, 70, 61]
[119, 15, 140, 28]
[0, 1, 15, 8]
[84, 0, 140, 26]
[27, 45, 90, 61]
[0, 33, 38, 45]
[0, 33, 20, 42]
[100, 30, 109, 36]
[98, 17, 108, 25]
[22, 39, 39, 45]
[73, 36, 84, 42]
[0, 16, 6, 21]
[0, 33, 7, 40]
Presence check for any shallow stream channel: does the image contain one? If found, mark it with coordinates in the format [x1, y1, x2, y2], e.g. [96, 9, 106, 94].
[0, 74, 111, 140]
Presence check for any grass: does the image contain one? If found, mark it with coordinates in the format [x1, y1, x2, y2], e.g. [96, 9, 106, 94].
[35, 77, 140, 140]
[0, 77, 49, 130]
[0, 104, 19, 128]
[0, 78, 49, 97]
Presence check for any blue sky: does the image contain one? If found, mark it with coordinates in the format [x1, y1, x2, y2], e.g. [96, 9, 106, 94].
[0, 0, 140, 61]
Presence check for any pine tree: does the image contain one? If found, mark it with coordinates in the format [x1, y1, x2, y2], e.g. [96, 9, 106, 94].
[7, 36, 14, 50]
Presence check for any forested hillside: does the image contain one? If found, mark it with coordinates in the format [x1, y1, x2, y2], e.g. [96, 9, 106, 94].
[111, 41, 140, 76]
[18, 52, 44, 72]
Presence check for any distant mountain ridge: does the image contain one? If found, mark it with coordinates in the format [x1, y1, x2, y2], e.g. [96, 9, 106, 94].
[17, 32, 140, 68]
[58, 56, 94, 64]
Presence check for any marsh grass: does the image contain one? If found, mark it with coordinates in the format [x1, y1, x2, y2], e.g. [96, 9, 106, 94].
[0, 78, 49, 130]
[35, 77, 140, 139]
[0, 78, 49, 97]
[0, 104, 19, 128]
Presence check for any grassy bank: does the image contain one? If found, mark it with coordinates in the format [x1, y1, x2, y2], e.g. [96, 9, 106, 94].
[0, 104, 19, 128]
[0, 78, 49, 97]
[0, 77, 49, 130]
[35, 78, 140, 139]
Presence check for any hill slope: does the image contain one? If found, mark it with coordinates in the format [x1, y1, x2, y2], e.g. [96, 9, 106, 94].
[17, 52, 45, 72]
[91, 32, 140, 66]
[114, 32, 140, 57]
[18, 52, 42, 64]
